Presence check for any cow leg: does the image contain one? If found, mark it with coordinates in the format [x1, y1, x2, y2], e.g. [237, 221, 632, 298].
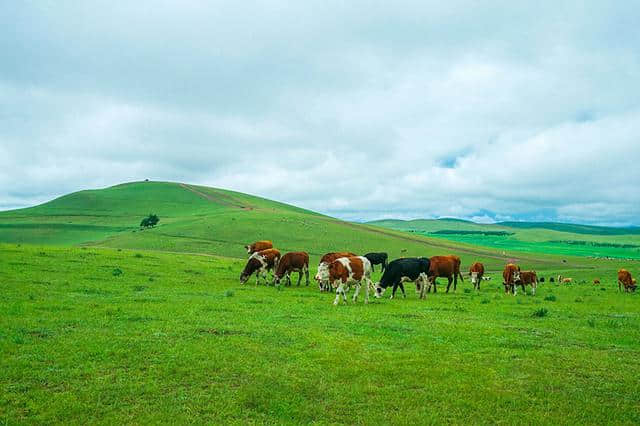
[399, 282, 406, 298]
[333, 283, 344, 305]
[446, 277, 453, 293]
[364, 279, 371, 304]
[352, 282, 361, 302]
[532, 283, 537, 296]
[305, 266, 309, 286]
[286, 272, 292, 286]
[390, 281, 400, 299]
[453, 274, 458, 292]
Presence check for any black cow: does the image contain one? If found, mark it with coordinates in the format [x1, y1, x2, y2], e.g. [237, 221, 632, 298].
[374, 257, 430, 299]
[549, 277, 555, 283]
[539, 277, 545, 283]
[364, 252, 388, 272]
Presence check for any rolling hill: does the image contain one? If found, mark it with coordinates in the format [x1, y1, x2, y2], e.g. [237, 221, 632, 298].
[0, 181, 601, 271]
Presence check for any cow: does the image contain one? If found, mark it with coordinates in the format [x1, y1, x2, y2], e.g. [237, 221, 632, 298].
[245, 240, 273, 255]
[425, 255, 463, 293]
[315, 251, 358, 292]
[329, 256, 373, 305]
[364, 252, 388, 272]
[549, 277, 555, 283]
[517, 270, 538, 295]
[539, 277, 545, 283]
[274, 252, 309, 286]
[239, 248, 281, 285]
[561, 278, 573, 284]
[469, 262, 485, 290]
[374, 257, 431, 299]
[503, 263, 521, 295]
[618, 269, 636, 292]
[593, 278, 600, 285]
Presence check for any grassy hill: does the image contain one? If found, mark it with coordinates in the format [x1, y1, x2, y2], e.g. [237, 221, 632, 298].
[369, 218, 640, 260]
[0, 181, 596, 272]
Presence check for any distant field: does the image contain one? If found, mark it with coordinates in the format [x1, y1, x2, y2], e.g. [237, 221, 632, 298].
[370, 219, 640, 260]
[1, 244, 639, 424]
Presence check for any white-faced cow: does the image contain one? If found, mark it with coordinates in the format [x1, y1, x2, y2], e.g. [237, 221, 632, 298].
[274, 252, 309, 286]
[329, 256, 373, 305]
[315, 251, 357, 292]
[245, 240, 273, 256]
[363, 252, 388, 272]
[239, 248, 281, 285]
[469, 262, 485, 290]
[374, 257, 431, 299]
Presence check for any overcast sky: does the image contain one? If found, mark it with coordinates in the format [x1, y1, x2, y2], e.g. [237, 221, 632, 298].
[1, 1, 639, 225]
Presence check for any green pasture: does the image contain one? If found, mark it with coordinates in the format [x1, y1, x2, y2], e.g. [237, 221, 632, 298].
[1, 244, 639, 424]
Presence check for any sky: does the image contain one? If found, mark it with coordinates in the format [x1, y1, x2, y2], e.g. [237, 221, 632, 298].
[1, 1, 639, 226]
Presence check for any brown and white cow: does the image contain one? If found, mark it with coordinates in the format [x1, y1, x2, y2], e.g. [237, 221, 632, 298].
[618, 269, 636, 292]
[328, 256, 373, 305]
[315, 251, 357, 292]
[274, 251, 309, 286]
[518, 270, 538, 295]
[503, 263, 521, 295]
[239, 248, 281, 285]
[561, 278, 573, 284]
[425, 255, 463, 293]
[469, 262, 485, 290]
[245, 240, 273, 255]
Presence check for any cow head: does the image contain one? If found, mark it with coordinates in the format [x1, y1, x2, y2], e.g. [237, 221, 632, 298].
[513, 268, 521, 283]
[470, 271, 479, 287]
[373, 282, 386, 298]
[244, 245, 251, 254]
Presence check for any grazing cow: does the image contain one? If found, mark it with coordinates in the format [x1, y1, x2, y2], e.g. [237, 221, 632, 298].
[329, 256, 373, 305]
[518, 270, 538, 295]
[561, 278, 573, 284]
[374, 257, 431, 299]
[503, 264, 521, 295]
[315, 251, 357, 291]
[469, 262, 485, 290]
[549, 277, 555, 283]
[539, 277, 545, 283]
[593, 278, 600, 285]
[618, 269, 636, 292]
[425, 255, 463, 293]
[239, 248, 281, 285]
[364, 252, 388, 272]
[274, 252, 309, 286]
[245, 240, 273, 255]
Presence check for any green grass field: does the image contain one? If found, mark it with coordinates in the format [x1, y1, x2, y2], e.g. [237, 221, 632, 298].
[1, 244, 639, 424]
[1, 181, 639, 424]
[370, 219, 640, 260]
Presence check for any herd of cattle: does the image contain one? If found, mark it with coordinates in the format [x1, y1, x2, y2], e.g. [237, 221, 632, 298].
[242, 240, 638, 305]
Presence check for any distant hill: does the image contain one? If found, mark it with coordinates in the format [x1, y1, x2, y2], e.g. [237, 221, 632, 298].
[497, 221, 640, 236]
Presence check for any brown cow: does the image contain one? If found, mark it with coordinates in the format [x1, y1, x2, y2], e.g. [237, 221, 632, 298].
[315, 251, 357, 292]
[328, 256, 373, 305]
[593, 278, 600, 285]
[518, 270, 538, 295]
[239, 248, 281, 285]
[561, 278, 573, 284]
[426, 255, 464, 293]
[245, 240, 273, 255]
[469, 262, 485, 290]
[618, 269, 636, 292]
[503, 264, 521, 295]
[274, 252, 309, 286]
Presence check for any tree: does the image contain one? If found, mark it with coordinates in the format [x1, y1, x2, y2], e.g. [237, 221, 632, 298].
[140, 214, 160, 229]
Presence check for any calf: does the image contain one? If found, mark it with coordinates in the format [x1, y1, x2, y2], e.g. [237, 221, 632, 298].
[315, 251, 357, 292]
[239, 248, 281, 285]
[503, 263, 521, 295]
[374, 257, 430, 299]
[245, 240, 273, 255]
[618, 269, 636, 292]
[469, 262, 485, 290]
[426, 255, 463, 293]
[364, 252, 388, 272]
[274, 252, 309, 286]
[329, 256, 373, 305]
[561, 278, 573, 284]
[517, 270, 538, 295]
[593, 278, 600, 285]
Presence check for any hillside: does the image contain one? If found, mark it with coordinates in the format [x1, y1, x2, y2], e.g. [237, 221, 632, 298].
[369, 218, 640, 260]
[0, 181, 594, 271]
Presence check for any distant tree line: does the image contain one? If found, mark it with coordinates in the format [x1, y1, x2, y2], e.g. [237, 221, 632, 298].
[429, 230, 514, 236]
[548, 240, 640, 249]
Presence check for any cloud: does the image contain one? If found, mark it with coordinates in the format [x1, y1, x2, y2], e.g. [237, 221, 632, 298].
[1, 1, 639, 225]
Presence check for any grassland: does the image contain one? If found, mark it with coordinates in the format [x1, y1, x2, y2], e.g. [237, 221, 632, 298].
[1, 244, 639, 424]
[370, 219, 640, 260]
[1, 182, 639, 423]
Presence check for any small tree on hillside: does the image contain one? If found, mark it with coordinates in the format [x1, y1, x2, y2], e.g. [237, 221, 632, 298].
[140, 214, 160, 229]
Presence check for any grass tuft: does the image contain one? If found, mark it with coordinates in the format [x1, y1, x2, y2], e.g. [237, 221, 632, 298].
[112, 268, 123, 276]
[224, 289, 235, 297]
[544, 294, 556, 301]
[533, 307, 549, 317]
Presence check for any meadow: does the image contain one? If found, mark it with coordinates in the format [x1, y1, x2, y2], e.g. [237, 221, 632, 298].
[1, 181, 639, 424]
